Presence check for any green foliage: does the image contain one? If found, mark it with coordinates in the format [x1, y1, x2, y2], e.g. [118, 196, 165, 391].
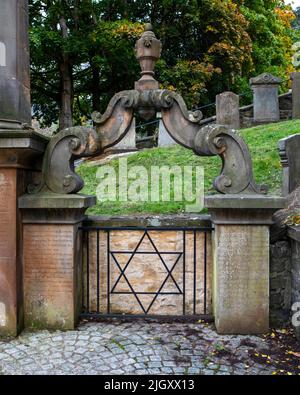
[238, 0, 295, 93]
[77, 119, 300, 216]
[29, 0, 296, 125]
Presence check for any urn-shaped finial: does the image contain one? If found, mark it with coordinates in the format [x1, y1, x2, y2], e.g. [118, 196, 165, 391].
[135, 23, 162, 91]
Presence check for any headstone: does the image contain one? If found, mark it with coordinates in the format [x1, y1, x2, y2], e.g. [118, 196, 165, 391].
[250, 73, 281, 124]
[279, 134, 300, 196]
[158, 119, 177, 147]
[216, 92, 240, 130]
[0, 0, 31, 129]
[291, 72, 300, 119]
[113, 117, 136, 151]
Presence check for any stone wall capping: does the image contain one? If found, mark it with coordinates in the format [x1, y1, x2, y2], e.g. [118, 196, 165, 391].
[0, 131, 48, 151]
[205, 194, 286, 209]
[84, 214, 212, 228]
[19, 193, 96, 210]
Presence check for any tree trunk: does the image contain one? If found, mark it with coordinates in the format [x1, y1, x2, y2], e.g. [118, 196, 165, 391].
[91, 62, 101, 112]
[58, 16, 73, 131]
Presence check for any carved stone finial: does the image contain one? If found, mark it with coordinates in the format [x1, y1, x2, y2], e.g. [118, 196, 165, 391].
[134, 24, 162, 120]
[135, 23, 162, 92]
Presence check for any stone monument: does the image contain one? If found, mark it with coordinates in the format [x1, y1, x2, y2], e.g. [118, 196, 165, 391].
[158, 113, 177, 147]
[0, 0, 31, 129]
[291, 72, 300, 119]
[279, 134, 300, 196]
[110, 117, 137, 151]
[250, 73, 281, 124]
[0, 18, 286, 337]
[216, 92, 240, 130]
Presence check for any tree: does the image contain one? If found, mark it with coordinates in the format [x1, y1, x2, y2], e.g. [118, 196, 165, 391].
[29, 0, 296, 128]
[30, 0, 102, 129]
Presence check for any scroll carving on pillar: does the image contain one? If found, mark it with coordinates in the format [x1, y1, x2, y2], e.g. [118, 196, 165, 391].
[29, 24, 268, 196]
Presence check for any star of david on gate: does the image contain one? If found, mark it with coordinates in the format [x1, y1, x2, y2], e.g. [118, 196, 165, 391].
[109, 231, 184, 314]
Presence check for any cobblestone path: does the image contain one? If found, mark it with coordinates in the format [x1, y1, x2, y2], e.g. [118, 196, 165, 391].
[0, 320, 290, 375]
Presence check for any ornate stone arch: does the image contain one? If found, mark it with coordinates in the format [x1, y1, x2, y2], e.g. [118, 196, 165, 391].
[29, 24, 267, 196]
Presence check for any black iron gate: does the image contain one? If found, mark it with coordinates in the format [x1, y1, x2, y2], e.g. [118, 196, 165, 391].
[80, 226, 212, 319]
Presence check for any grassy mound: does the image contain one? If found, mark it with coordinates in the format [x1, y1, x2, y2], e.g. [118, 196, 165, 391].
[78, 119, 300, 215]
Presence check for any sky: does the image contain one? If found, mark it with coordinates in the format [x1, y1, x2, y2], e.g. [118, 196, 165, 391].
[285, 0, 300, 8]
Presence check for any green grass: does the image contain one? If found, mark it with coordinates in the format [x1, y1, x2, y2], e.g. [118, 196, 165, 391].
[77, 119, 300, 215]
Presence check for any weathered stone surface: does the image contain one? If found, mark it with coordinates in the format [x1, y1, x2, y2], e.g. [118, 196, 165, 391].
[206, 195, 284, 334]
[199, 91, 292, 130]
[288, 228, 300, 306]
[0, 132, 47, 338]
[213, 225, 270, 334]
[279, 134, 300, 196]
[205, 195, 286, 226]
[0, 166, 40, 338]
[112, 118, 136, 151]
[291, 72, 300, 119]
[216, 92, 240, 130]
[288, 229, 300, 340]
[84, 214, 212, 228]
[135, 24, 161, 95]
[270, 240, 292, 327]
[23, 224, 80, 330]
[83, 227, 212, 315]
[0, 0, 31, 127]
[20, 193, 95, 330]
[250, 73, 281, 124]
[19, 193, 96, 211]
[0, 169, 18, 337]
[158, 119, 177, 147]
[0, 320, 282, 375]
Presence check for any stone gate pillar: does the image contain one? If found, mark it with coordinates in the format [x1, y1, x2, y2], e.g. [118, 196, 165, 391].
[0, 133, 47, 337]
[206, 195, 285, 334]
[250, 73, 281, 125]
[0, 0, 49, 337]
[19, 194, 95, 330]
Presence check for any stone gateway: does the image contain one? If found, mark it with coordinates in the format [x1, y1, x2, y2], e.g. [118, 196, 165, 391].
[0, 3, 288, 338]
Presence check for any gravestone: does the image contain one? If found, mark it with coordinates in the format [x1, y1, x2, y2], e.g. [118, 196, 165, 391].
[0, 0, 31, 129]
[250, 73, 281, 124]
[112, 118, 137, 151]
[291, 72, 300, 119]
[216, 92, 240, 130]
[279, 134, 300, 196]
[158, 118, 177, 147]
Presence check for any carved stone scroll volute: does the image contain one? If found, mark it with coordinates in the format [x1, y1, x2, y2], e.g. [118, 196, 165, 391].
[28, 127, 100, 194]
[92, 90, 135, 151]
[193, 125, 268, 194]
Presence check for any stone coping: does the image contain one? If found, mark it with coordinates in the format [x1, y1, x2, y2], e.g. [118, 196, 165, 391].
[205, 194, 286, 210]
[84, 214, 212, 229]
[19, 193, 96, 209]
[0, 130, 49, 151]
[288, 226, 300, 243]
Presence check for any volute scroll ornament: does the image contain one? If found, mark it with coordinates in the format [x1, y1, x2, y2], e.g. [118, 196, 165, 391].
[28, 127, 100, 195]
[193, 125, 268, 194]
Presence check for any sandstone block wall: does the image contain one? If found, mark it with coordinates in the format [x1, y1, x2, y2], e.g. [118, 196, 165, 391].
[82, 227, 212, 316]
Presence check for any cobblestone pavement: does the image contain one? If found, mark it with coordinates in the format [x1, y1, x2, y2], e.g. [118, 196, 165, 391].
[0, 320, 290, 375]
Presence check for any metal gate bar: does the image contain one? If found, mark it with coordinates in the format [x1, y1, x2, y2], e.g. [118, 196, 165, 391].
[80, 226, 212, 319]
